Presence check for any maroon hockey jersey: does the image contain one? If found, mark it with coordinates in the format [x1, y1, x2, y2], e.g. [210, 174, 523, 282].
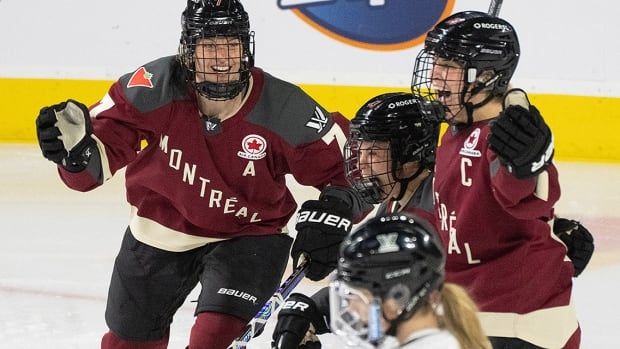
[57, 56, 349, 252]
[433, 120, 578, 347]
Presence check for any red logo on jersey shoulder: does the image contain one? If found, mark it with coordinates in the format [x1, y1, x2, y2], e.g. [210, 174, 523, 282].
[238, 135, 267, 160]
[127, 67, 154, 89]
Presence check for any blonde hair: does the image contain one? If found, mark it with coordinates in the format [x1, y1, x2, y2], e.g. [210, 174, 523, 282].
[438, 283, 491, 349]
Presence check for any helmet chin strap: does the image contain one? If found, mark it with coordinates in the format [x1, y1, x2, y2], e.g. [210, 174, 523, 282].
[392, 161, 426, 202]
[463, 102, 476, 127]
[460, 77, 498, 127]
[195, 72, 250, 101]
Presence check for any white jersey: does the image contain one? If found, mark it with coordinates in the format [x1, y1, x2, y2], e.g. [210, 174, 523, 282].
[399, 328, 460, 349]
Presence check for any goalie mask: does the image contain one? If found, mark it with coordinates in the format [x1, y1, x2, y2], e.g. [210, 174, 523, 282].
[330, 214, 445, 348]
[344, 92, 441, 204]
[411, 11, 520, 125]
[179, 0, 255, 100]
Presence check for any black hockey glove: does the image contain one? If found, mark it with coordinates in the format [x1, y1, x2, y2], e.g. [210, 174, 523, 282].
[489, 89, 554, 179]
[553, 217, 595, 277]
[36, 99, 97, 172]
[292, 194, 353, 281]
[272, 293, 329, 349]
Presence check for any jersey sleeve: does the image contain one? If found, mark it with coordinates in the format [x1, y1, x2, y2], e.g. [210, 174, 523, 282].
[245, 73, 350, 191]
[58, 56, 182, 192]
[283, 106, 350, 191]
[58, 81, 147, 191]
[487, 148, 560, 220]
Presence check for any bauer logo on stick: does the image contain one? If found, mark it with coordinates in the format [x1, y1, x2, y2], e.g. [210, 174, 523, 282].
[277, 0, 455, 50]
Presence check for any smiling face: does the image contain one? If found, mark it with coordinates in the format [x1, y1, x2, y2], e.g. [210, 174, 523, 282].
[193, 36, 243, 84]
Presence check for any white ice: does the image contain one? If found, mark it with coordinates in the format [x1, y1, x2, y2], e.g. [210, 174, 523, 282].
[1, 144, 618, 348]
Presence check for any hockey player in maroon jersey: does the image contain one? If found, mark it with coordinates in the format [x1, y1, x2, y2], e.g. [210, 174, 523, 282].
[33, 1, 369, 348]
[411, 11, 580, 349]
[272, 92, 446, 348]
[270, 91, 592, 348]
[343, 92, 440, 223]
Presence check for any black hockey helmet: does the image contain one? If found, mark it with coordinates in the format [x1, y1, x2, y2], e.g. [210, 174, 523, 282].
[411, 11, 520, 124]
[179, 0, 255, 100]
[330, 214, 445, 345]
[344, 92, 441, 204]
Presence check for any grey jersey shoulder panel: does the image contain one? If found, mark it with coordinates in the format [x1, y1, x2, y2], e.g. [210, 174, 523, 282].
[376, 174, 435, 215]
[118, 55, 190, 114]
[408, 173, 435, 214]
[246, 72, 333, 147]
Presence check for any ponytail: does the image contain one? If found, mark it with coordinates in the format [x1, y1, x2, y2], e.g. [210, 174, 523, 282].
[439, 283, 491, 349]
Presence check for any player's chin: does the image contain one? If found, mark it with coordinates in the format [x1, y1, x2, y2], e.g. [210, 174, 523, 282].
[217, 74, 241, 83]
[443, 106, 465, 123]
[446, 115, 465, 126]
[195, 74, 239, 84]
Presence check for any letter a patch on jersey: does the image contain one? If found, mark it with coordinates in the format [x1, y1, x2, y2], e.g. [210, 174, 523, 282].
[127, 67, 154, 89]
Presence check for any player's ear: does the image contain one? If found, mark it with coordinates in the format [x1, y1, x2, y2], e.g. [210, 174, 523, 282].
[476, 70, 496, 85]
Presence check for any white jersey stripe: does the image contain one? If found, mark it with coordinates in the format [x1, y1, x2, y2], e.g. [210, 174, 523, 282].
[478, 302, 578, 348]
[321, 122, 347, 155]
[128, 206, 225, 252]
[90, 92, 115, 117]
[91, 134, 112, 182]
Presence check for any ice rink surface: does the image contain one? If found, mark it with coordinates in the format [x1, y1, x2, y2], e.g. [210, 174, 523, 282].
[1, 144, 619, 348]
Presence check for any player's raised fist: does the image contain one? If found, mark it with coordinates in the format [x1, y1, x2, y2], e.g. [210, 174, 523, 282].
[489, 89, 554, 179]
[553, 217, 595, 277]
[36, 99, 96, 172]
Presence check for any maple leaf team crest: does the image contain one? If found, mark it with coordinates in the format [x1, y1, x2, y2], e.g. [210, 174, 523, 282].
[127, 67, 154, 88]
[238, 135, 267, 160]
[459, 128, 482, 157]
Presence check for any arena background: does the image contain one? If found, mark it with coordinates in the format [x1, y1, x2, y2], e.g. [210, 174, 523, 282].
[1, 0, 619, 162]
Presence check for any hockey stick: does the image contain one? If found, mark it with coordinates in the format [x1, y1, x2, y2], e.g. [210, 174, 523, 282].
[488, 0, 504, 16]
[228, 259, 309, 349]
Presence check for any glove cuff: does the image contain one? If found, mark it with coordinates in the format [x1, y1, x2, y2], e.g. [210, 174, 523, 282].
[61, 136, 97, 173]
